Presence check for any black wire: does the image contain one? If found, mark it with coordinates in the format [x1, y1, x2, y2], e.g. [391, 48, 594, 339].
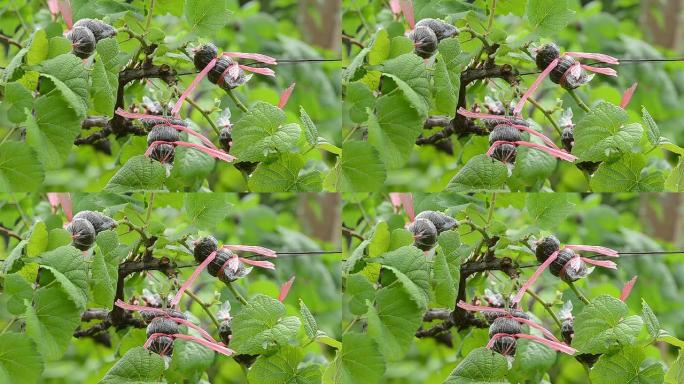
[517, 250, 684, 268]
[518, 57, 684, 76]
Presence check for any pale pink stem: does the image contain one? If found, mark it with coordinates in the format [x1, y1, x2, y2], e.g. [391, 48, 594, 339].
[222, 52, 277, 65]
[457, 300, 509, 314]
[512, 251, 559, 305]
[486, 333, 508, 349]
[565, 52, 619, 65]
[580, 64, 618, 77]
[278, 276, 295, 302]
[162, 124, 217, 150]
[171, 57, 218, 116]
[514, 141, 578, 162]
[171, 333, 235, 356]
[48, 0, 59, 14]
[168, 317, 219, 344]
[514, 333, 576, 354]
[170, 251, 217, 308]
[457, 107, 510, 121]
[58, 0, 73, 29]
[48, 193, 73, 220]
[514, 58, 559, 116]
[147, 141, 237, 162]
[620, 83, 638, 109]
[278, 83, 296, 109]
[115, 108, 171, 122]
[389, 0, 401, 14]
[399, 0, 415, 28]
[486, 141, 512, 157]
[114, 299, 167, 315]
[620, 275, 638, 302]
[510, 124, 560, 149]
[238, 65, 276, 77]
[580, 257, 617, 269]
[222, 245, 277, 258]
[511, 316, 560, 343]
[389, 193, 401, 210]
[144, 333, 168, 349]
[565, 245, 619, 257]
[239, 257, 276, 270]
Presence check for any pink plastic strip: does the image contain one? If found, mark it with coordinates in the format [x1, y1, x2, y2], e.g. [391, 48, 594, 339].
[457, 107, 511, 121]
[239, 257, 276, 270]
[238, 65, 276, 77]
[620, 275, 638, 302]
[222, 245, 277, 257]
[565, 245, 619, 257]
[222, 52, 277, 65]
[511, 316, 560, 343]
[146, 141, 237, 162]
[115, 108, 171, 122]
[398, 0, 415, 29]
[486, 333, 509, 350]
[565, 52, 619, 65]
[580, 257, 617, 269]
[389, 0, 401, 14]
[512, 251, 559, 305]
[144, 333, 169, 349]
[168, 317, 218, 343]
[48, 0, 59, 14]
[580, 64, 617, 77]
[278, 276, 295, 302]
[171, 57, 218, 116]
[58, 0, 73, 29]
[161, 124, 217, 150]
[170, 251, 217, 308]
[510, 124, 559, 149]
[457, 300, 509, 314]
[620, 83, 638, 109]
[514, 333, 577, 354]
[513, 58, 559, 116]
[278, 83, 296, 109]
[514, 141, 578, 162]
[171, 333, 235, 356]
[114, 299, 167, 315]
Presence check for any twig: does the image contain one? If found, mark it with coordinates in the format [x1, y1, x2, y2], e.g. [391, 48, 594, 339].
[342, 34, 364, 49]
[185, 97, 220, 135]
[525, 289, 562, 329]
[0, 225, 22, 240]
[527, 97, 562, 136]
[0, 33, 22, 48]
[184, 289, 220, 328]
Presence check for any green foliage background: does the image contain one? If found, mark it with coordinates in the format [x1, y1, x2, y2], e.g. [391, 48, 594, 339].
[341, 192, 684, 383]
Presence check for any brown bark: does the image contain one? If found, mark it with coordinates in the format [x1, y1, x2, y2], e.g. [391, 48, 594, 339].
[299, 0, 341, 52]
[642, 0, 684, 49]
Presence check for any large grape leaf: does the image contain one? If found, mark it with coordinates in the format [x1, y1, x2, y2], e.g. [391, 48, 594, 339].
[526, 0, 575, 37]
[0, 142, 44, 192]
[91, 231, 129, 307]
[590, 346, 664, 384]
[375, 246, 430, 309]
[590, 154, 665, 192]
[36, 54, 88, 117]
[379, 53, 430, 117]
[4, 82, 33, 123]
[39, 245, 89, 310]
[0, 332, 43, 383]
[247, 346, 322, 384]
[329, 332, 385, 384]
[337, 141, 386, 191]
[184, 0, 231, 37]
[447, 154, 509, 192]
[367, 94, 423, 169]
[25, 95, 81, 170]
[366, 286, 423, 361]
[526, 193, 575, 229]
[248, 153, 322, 192]
[231, 294, 301, 355]
[104, 155, 166, 193]
[25, 287, 81, 361]
[572, 102, 643, 162]
[444, 347, 509, 384]
[91, 38, 120, 114]
[572, 294, 643, 354]
[184, 193, 232, 230]
[231, 102, 301, 162]
[100, 346, 165, 383]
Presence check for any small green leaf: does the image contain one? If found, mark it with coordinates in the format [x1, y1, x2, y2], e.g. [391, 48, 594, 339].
[25, 95, 81, 170]
[4, 273, 33, 315]
[248, 153, 322, 192]
[527, 0, 575, 37]
[299, 107, 318, 147]
[104, 155, 166, 193]
[526, 193, 575, 229]
[345, 273, 375, 316]
[572, 102, 643, 162]
[368, 29, 390, 65]
[572, 294, 643, 354]
[184, 0, 231, 36]
[247, 346, 322, 384]
[231, 294, 301, 355]
[590, 346, 664, 384]
[0, 332, 44, 383]
[100, 346, 165, 383]
[665, 156, 684, 192]
[231, 102, 301, 162]
[375, 246, 430, 310]
[368, 221, 390, 257]
[299, 300, 318, 341]
[447, 154, 509, 192]
[4, 82, 33, 123]
[91, 231, 129, 307]
[380, 53, 430, 117]
[367, 94, 423, 169]
[0, 142, 44, 192]
[25, 287, 81, 361]
[444, 347, 509, 384]
[36, 54, 89, 117]
[366, 286, 423, 361]
[27, 221, 49, 257]
[337, 141, 386, 191]
[345, 81, 374, 124]
[91, 38, 120, 114]
[27, 29, 48, 65]
[40, 245, 89, 310]
[642, 106, 660, 146]
[331, 333, 385, 384]
[184, 193, 232, 230]
[590, 154, 665, 192]
[641, 299, 660, 340]
[666, 350, 684, 384]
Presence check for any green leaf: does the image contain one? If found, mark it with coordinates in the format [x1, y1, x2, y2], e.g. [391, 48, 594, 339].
[167, 339, 214, 382]
[247, 346, 322, 384]
[25, 95, 81, 170]
[572, 102, 643, 162]
[4, 273, 33, 315]
[666, 350, 684, 384]
[526, 0, 575, 37]
[590, 154, 665, 192]
[368, 221, 390, 257]
[572, 294, 643, 354]
[91, 38, 120, 114]
[380, 53, 430, 117]
[299, 107, 318, 147]
[25, 287, 81, 361]
[0, 142, 44, 192]
[447, 154, 509, 192]
[100, 346, 165, 383]
[345, 273, 375, 316]
[641, 299, 660, 340]
[432, 236, 458, 309]
[510, 338, 556, 382]
[47, 228, 72, 250]
[432, 54, 458, 115]
[231, 102, 301, 162]
[184, 193, 231, 230]
[166, 146, 215, 190]
[526, 193, 575, 229]
[3, 47, 28, 82]
[444, 347, 509, 384]
[657, 330, 684, 348]
[48, 37, 72, 59]
[642, 106, 660, 146]
[36, 54, 89, 117]
[590, 346, 664, 384]
[27, 29, 48, 65]
[40, 245, 89, 310]
[4, 82, 33, 124]
[511, 142, 557, 185]
[184, 0, 231, 37]
[331, 332, 385, 384]
[665, 156, 684, 192]
[367, 94, 423, 169]
[368, 29, 390, 65]
[376, 246, 430, 310]
[104, 155, 166, 193]
[366, 286, 423, 361]
[658, 137, 684, 156]
[27, 221, 49, 257]
[248, 153, 322, 192]
[345, 81, 375, 124]
[338, 141, 386, 191]
[91, 231, 128, 307]
[299, 300, 318, 341]
[0, 332, 43, 383]
[231, 294, 301, 355]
